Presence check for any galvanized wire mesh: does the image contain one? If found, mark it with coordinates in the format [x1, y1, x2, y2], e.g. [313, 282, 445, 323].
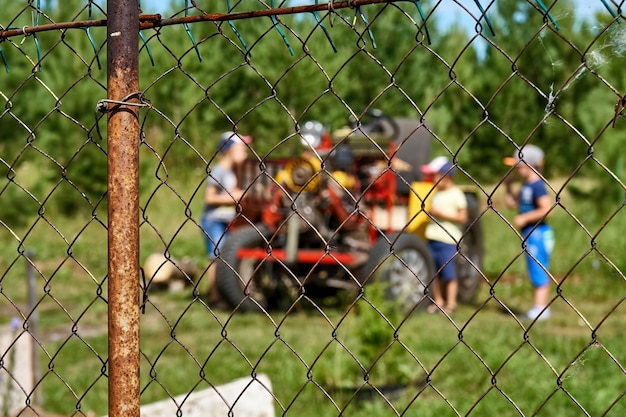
[0, 1, 624, 416]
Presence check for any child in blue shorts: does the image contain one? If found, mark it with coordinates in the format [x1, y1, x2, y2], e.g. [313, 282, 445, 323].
[504, 144, 555, 321]
[421, 156, 468, 314]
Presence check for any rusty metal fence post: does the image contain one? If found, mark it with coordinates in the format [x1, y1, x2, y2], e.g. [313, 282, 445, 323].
[106, 1, 141, 416]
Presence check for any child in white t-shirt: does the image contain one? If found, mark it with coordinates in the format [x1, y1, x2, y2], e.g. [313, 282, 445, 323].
[421, 156, 468, 314]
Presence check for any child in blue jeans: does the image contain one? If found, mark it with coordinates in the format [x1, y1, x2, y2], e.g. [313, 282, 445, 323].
[201, 131, 251, 303]
[504, 144, 555, 321]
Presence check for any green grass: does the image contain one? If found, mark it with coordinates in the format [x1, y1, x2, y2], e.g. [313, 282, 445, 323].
[34, 301, 625, 416]
[0, 175, 624, 416]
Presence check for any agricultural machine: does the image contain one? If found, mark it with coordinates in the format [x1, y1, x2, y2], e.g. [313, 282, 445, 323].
[215, 111, 483, 312]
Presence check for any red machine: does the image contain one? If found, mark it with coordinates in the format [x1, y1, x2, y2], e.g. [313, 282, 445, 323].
[215, 111, 482, 312]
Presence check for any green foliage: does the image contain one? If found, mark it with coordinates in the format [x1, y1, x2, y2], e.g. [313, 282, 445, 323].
[357, 284, 402, 355]
[46, 135, 109, 214]
[355, 284, 418, 386]
[0, 173, 40, 231]
[2, 0, 624, 225]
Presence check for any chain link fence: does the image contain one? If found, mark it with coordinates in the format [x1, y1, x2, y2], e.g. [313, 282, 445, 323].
[0, 1, 624, 416]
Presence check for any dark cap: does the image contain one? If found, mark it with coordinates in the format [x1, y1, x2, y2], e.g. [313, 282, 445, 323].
[218, 131, 251, 153]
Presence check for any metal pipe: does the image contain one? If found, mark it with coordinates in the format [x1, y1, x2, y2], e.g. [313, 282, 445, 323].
[25, 250, 40, 407]
[286, 214, 300, 264]
[106, 1, 140, 416]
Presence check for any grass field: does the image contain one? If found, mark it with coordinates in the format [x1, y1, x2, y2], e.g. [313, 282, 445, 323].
[0, 172, 624, 416]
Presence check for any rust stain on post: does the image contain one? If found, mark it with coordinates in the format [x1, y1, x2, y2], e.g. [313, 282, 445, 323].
[107, 1, 140, 417]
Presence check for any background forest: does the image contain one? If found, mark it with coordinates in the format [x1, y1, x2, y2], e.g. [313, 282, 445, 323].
[1, 0, 624, 230]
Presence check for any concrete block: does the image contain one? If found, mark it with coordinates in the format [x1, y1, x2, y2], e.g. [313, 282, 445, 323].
[0, 321, 34, 416]
[105, 374, 275, 417]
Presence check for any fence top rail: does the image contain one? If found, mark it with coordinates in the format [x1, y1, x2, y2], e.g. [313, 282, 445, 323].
[0, 0, 396, 41]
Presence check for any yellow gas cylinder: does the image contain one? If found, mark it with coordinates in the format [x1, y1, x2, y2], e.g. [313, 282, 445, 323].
[406, 181, 436, 238]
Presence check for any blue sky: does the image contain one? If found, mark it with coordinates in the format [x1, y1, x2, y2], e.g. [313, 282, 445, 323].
[138, 0, 612, 30]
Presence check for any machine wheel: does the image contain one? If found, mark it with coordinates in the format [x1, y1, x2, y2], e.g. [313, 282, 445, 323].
[216, 225, 275, 312]
[362, 233, 435, 313]
[457, 192, 484, 303]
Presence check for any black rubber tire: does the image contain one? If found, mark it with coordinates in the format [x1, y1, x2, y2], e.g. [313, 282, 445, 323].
[457, 192, 484, 303]
[362, 232, 435, 313]
[215, 225, 273, 312]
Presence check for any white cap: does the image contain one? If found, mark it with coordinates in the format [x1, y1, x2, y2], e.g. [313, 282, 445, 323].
[504, 144, 544, 167]
[421, 156, 455, 175]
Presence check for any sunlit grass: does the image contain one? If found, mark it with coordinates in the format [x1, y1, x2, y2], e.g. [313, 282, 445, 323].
[0, 176, 623, 416]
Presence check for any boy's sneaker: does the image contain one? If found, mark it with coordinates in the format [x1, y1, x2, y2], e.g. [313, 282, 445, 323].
[523, 306, 550, 321]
